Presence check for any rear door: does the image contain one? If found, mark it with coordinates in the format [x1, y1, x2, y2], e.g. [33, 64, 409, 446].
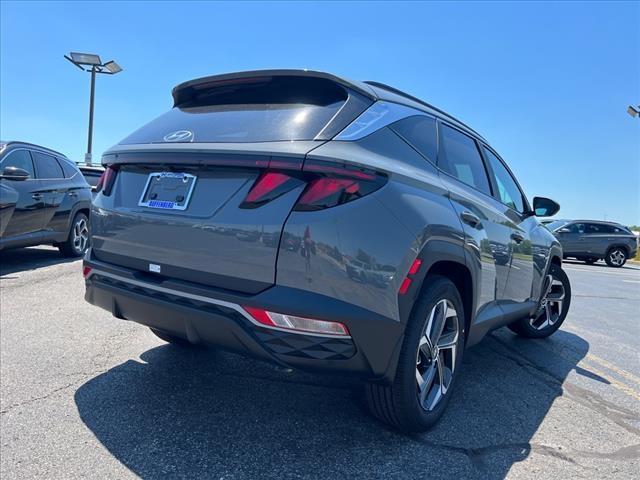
[437, 123, 513, 304]
[481, 145, 535, 303]
[31, 151, 70, 234]
[0, 149, 44, 238]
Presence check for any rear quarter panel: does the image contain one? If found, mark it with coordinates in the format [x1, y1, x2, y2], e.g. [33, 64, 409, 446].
[276, 128, 466, 322]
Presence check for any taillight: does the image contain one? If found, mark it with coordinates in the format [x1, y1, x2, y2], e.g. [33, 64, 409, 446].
[240, 172, 304, 209]
[95, 165, 118, 196]
[82, 266, 92, 278]
[243, 306, 350, 336]
[296, 160, 385, 211]
[240, 159, 386, 211]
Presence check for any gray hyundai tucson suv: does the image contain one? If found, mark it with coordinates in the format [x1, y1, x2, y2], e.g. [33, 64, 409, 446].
[545, 219, 637, 267]
[83, 70, 570, 432]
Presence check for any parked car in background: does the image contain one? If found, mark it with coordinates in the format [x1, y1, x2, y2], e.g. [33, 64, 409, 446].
[545, 219, 637, 267]
[77, 163, 105, 191]
[83, 70, 570, 432]
[0, 141, 92, 257]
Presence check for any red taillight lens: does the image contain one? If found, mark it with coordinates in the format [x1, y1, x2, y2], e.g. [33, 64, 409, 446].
[239, 160, 386, 210]
[82, 266, 92, 278]
[293, 160, 386, 211]
[241, 172, 303, 208]
[96, 165, 118, 196]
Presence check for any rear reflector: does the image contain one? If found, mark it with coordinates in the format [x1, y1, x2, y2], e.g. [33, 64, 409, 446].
[398, 277, 412, 295]
[408, 258, 422, 275]
[243, 306, 350, 336]
[399, 258, 422, 295]
[82, 266, 93, 278]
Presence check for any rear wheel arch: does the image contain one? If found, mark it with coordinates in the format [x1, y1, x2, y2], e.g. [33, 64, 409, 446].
[607, 244, 630, 256]
[421, 261, 473, 341]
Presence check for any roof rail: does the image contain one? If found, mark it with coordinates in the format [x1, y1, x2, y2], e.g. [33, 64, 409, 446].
[1, 140, 68, 159]
[363, 81, 485, 140]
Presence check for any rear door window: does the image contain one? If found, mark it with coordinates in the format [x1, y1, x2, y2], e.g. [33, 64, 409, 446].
[389, 115, 438, 164]
[32, 151, 64, 179]
[1, 149, 35, 178]
[57, 158, 79, 178]
[438, 124, 492, 195]
[121, 76, 349, 144]
[482, 147, 526, 213]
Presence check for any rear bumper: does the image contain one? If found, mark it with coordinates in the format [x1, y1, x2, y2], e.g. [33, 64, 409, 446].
[83, 256, 405, 382]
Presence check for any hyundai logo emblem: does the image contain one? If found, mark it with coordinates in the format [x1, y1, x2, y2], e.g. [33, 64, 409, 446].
[163, 130, 193, 142]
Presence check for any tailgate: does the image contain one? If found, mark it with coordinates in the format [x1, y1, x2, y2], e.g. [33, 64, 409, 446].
[90, 157, 306, 294]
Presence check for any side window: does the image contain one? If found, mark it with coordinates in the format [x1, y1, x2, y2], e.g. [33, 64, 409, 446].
[586, 224, 606, 234]
[32, 151, 64, 179]
[567, 223, 586, 234]
[1, 150, 35, 178]
[439, 124, 491, 196]
[57, 158, 79, 178]
[482, 147, 525, 213]
[389, 115, 438, 164]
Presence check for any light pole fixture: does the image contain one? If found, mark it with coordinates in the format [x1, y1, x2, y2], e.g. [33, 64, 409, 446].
[627, 105, 640, 118]
[64, 52, 123, 165]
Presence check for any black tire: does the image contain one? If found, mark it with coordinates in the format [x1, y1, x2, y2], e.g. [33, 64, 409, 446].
[58, 212, 90, 257]
[508, 264, 571, 339]
[605, 247, 627, 268]
[149, 328, 197, 348]
[365, 275, 465, 432]
[584, 258, 597, 265]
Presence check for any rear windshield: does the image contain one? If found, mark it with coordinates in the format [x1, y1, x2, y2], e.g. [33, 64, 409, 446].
[120, 76, 348, 144]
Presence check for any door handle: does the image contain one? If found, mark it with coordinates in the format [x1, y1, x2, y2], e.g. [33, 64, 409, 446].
[32, 193, 43, 200]
[511, 232, 525, 244]
[68, 191, 78, 197]
[460, 211, 481, 228]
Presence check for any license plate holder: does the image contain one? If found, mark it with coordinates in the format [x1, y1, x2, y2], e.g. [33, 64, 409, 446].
[138, 172, 197, 211]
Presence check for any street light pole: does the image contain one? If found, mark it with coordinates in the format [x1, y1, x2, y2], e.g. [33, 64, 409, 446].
[87, 66, 96, 162]
[64, 52, 123, 166]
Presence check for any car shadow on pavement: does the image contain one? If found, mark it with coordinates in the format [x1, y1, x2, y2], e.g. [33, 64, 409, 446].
[75, 329, 590, 479]
[0, 246, 77, 277]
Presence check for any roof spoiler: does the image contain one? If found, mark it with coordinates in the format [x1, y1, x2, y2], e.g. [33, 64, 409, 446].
[171, 69, 376, 108]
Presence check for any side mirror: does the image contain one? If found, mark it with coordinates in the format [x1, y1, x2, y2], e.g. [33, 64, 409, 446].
[0, 166, 31, 181]
[532, 196, 560, 217]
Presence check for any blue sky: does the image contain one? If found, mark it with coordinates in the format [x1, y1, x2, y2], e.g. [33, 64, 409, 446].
[1, 1, 638, 224]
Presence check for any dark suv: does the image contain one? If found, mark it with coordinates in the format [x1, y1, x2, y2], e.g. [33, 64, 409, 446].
[0, 141, 92, 256]
[83, 70, 571, 432]
[545, 219, 637, 267]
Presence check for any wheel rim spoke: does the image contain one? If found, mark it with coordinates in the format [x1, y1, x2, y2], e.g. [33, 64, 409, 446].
[416, 298, 459, 411]
[530, 272, 566, 330]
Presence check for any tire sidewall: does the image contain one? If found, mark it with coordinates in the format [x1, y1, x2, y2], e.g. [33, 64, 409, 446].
[395, 276, 465, 430]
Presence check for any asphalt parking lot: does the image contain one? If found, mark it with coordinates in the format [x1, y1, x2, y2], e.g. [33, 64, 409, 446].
[1, 247, 639, 479]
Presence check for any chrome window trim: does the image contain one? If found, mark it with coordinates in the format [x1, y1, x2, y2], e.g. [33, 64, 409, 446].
[334, 101, 431, 141]
[87, 268, 352, 339]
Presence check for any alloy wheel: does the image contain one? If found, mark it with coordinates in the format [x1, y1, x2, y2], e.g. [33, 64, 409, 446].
[72, 217, 89, 254]
[530, 274, 565, 330]
[609, 249, 625, 267]
[415, 299, 459, 411]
